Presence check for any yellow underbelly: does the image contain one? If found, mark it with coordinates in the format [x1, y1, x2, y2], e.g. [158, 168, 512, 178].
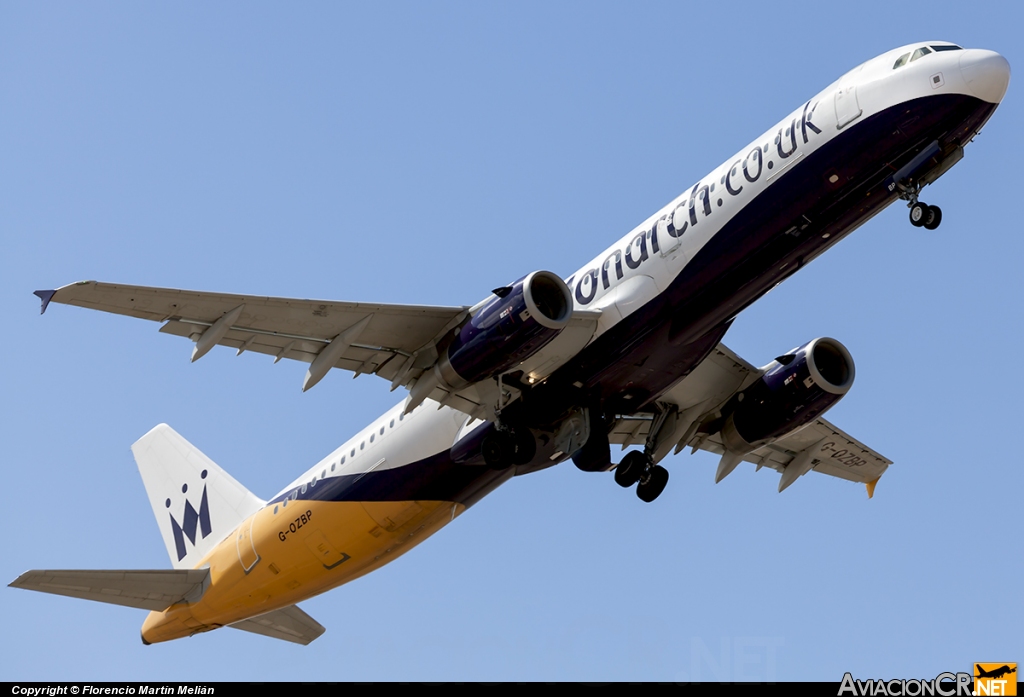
[142, 498, 463, 643]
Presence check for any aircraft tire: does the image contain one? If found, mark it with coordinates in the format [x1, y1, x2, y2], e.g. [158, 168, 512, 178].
[614, 451, 647, 488]
[909, 202, 928, 227]
[923, 205, 942, 230]
[636, 465, 669, 502]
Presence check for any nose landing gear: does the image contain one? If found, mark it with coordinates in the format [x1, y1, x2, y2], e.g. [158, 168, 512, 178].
[909, 201, 942, 230]
[901, 182, 942, 230]
[614, 450, 669, 503]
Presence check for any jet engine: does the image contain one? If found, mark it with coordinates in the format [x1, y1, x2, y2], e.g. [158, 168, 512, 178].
[437, 270, 573, 388]
[720, 337, 855, 453]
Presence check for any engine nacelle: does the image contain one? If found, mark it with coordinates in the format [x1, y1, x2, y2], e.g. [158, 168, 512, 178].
[721, 337, 855, 453]
[438, 270, 573, 388]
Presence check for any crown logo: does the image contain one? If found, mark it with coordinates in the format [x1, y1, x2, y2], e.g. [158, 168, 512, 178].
[166, 469, 212, 561]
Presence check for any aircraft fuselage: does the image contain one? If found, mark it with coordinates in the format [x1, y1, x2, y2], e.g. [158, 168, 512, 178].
[135, 44, 1009, 643]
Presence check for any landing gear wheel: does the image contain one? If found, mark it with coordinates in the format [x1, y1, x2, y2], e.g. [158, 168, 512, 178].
[510, 428, 537, 466]
[637, 465, 669, 503]
[614, 451, 648, 488]
[482, 431, 514, 469]
[923, 205, 942, 230]
[909, 202, 928, 227]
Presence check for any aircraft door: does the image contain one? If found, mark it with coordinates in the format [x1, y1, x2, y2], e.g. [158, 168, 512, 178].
[236, 513, 260, 573]
[651, 215, 688, 291]
[834, 85, 862, 129]
[656, 212, 686, 260]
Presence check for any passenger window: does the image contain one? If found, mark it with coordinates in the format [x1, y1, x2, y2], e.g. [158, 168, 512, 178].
[380, 427, 385, 435]
[370, 434, 375, 443]
[322, 469, 326, 478]
[350, 449, 355, 457]
[390, 419, 395, 428]
[274, 505, 278, 514]
[301, 483, 307, 493]
[893, 53, 910, 69]
[331, 463, 336, 472]
[360, 442, 364, 450]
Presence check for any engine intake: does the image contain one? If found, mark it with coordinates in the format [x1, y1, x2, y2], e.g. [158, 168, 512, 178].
[721, 337, 855, 453]
[439, 270, 573, 387]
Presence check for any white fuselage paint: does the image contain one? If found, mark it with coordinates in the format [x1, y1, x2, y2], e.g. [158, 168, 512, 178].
[275, 43, 1007, 498]
[566, 44, 997, 330]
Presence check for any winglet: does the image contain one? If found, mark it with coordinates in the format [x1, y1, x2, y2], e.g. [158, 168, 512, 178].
[33, 290, 57, 315]
[865, 477, 879, 499]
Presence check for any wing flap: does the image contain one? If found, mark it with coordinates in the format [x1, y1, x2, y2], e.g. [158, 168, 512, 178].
[8, 568, 211, 611]
[229, 604, 325, 645]
[159, 320, 324, 364]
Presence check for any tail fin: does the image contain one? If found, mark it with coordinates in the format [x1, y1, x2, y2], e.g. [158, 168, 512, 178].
[132, 424, 264, 569]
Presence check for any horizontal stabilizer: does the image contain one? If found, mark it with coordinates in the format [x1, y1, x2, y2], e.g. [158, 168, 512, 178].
[8, 568, 210, 611]
[229, 604, 325, 645]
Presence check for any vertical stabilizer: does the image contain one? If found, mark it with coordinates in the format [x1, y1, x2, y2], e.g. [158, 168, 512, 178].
[132, 424, 265, 569]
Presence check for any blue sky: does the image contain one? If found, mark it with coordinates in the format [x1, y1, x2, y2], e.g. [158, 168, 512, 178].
[2, 1, 1021, 682]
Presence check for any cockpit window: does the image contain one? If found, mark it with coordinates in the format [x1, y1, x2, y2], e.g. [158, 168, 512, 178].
[894, 44, 954, 70]
[910, 47, 933, 62]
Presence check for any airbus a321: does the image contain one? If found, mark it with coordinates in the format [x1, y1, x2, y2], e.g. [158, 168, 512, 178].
[11, 42, 1010, 645]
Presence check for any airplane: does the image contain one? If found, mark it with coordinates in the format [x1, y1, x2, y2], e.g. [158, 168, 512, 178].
[976, 665, 1017, 680]
[10, 41, 1010, 646]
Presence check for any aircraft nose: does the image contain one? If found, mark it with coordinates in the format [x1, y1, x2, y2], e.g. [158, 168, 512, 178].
[959, 49, 1011, 103]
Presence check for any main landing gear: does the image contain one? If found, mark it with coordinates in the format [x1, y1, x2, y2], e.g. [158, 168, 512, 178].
[614, 450, 669, 503]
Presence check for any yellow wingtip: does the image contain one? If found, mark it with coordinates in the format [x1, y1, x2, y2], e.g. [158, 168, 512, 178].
[865, 477, 879, 499]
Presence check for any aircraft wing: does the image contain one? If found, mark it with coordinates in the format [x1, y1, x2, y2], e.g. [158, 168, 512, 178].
[36, 280, 470, 390]
[229, 604, 326, 645]
[608, 343, 892, 495]
[36, 280, 601, 419]
[8, 568, 211, 611]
